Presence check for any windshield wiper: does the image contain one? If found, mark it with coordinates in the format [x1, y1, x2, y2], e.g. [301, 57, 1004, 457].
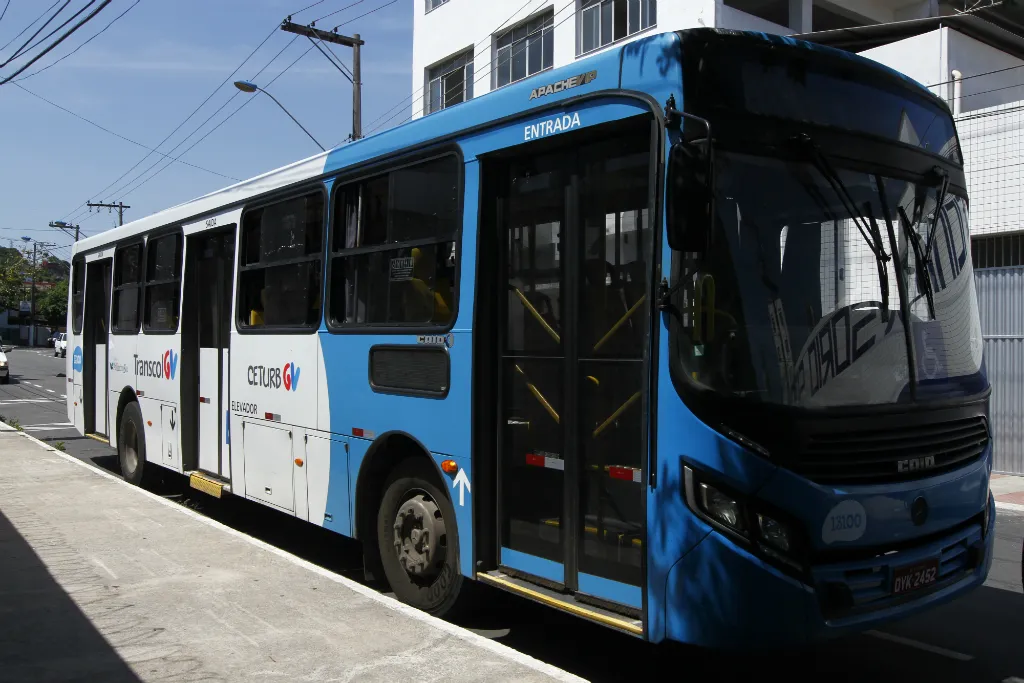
[792, 133, 893, 318]
[899, 206, 936, 319]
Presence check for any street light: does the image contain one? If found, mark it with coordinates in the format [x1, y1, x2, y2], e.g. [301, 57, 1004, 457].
[233, 80, 325, 152]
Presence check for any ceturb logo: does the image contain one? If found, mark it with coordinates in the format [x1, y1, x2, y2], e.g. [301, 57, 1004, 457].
[247, 362, 300, 391]
[136, 350, 178, 380]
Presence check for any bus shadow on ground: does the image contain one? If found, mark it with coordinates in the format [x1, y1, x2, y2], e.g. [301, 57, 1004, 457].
[0, 508, 141, 682]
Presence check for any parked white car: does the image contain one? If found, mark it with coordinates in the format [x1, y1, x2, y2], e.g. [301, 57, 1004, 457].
[55, 332, 67, 358]
[0, 349, 8, 383]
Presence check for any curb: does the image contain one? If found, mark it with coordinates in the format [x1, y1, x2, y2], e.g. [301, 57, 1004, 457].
[996, 500, 1024, 513]
[2, 427, 584, 683]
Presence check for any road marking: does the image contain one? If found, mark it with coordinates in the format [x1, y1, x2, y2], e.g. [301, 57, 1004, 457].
[17, 430, 585, 683]
[46, 389, 54, 393]
[29, 383, 41, 387]
[0, 399, 54, 404]
[24, 427, 75, 432]
[60, 394, 66, 398]
[866, 631, 973, 661]
[1003, 678, 1024, 683]
[85, 433, 110, 444]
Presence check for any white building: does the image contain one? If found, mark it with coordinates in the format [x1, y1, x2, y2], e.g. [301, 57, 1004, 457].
[411, 0, 1024, 263]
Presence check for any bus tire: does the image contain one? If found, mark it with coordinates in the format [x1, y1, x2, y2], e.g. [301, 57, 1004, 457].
[377, 458, 464, 617]
[118, 401, 148, 486]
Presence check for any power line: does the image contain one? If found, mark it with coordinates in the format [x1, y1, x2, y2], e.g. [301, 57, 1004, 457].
[14, 0, 140, 82]
[360, 0, 542, 136]
[290, 0, 328, 17]
[1, 0, 70, 68]
[60, 21, 280, 222]
[0, 0, 60, 52]
[367, 0, 570, 136]
[0, 0, 113, 85]
[116, 41, 319, 201]
[67, 34, 303, 221]
[10, 0, 96, 66]
[314, 0, 365, 24]
[0, 1, 11, 28]
[12, 82, 240, 181]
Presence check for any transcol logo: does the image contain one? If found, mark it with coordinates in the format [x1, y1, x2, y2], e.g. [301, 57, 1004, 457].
[247, 362, 300, 391]
[72, 346, 83, 372]
[136, 350, 178, 380]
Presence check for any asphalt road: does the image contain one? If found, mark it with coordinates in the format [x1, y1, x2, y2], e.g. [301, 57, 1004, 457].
[2, 345, 1022, 682]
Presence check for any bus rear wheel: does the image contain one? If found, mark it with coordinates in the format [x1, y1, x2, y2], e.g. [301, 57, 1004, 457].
[376, 459, 464, 616]
[118, 402, 148, 486]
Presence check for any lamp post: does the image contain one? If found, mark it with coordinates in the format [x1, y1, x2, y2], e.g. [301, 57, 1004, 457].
[233, 80, 325, 152]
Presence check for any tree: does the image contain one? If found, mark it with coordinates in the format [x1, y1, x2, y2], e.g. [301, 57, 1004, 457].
[37, 279, 68, 328]
[0, 248, 29, 314]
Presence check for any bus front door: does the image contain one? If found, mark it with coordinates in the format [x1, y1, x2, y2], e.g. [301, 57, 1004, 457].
[491, 118, 653, 615]
[182, 229, 235, 478]
[83, 259, 112, 436]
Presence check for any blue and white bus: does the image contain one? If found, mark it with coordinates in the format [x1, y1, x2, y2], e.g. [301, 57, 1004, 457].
[67, 28, 994, 647]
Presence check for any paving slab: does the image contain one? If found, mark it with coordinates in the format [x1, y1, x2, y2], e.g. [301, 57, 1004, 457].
[0, 430, 578, 683]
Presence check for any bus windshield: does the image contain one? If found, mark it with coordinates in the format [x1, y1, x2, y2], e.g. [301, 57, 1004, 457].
[670, 151, 984, 408]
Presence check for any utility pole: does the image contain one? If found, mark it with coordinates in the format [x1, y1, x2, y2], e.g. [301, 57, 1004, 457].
[87, 200, 130, 226]
[280, 20, 363, 141]
[49, 220, 80, 241]
[22, 239, 56, 347]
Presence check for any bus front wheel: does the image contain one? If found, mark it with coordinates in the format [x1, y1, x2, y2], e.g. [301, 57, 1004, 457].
[118, 402, 148, 486]
[376, 459, 464, 616]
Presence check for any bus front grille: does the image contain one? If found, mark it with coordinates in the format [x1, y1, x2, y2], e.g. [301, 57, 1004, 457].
[794, 416, 989, 485]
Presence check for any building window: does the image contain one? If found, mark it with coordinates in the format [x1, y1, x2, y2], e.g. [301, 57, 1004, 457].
[495, 10, 554, 89]
[425, 50, 474, 115]
[329, 155, 460, 327]
[71, 257, 85, 334]
[580, 0, 656, 55]
[426, 0, 449, 12]
[143, 232, 182, 333]
[112, 242, 143, 334]
[972, 232, 1024, 269]
[238, 191, 325, 330]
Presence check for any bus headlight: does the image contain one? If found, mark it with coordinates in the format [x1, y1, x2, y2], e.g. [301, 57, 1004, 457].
[698, 482, 746, 533]
[684, 464, 808, 576]
[756, 513, 792, 553]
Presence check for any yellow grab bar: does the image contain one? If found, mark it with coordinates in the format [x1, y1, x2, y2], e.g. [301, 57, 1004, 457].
[512, 286, 560, 344]
[592, 391, 641, 438]
[514, 363, 560, 424]
[592, 295, 646, 352]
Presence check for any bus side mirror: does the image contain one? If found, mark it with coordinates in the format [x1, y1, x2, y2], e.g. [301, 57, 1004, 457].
[666, 117, 714, 252]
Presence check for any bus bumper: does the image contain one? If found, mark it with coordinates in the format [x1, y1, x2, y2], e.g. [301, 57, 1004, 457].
[662, 494, 993, 649]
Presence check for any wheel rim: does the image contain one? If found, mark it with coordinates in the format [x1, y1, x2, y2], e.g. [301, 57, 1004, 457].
[123, 420, 139, 473]
[391, 492, 447, 580]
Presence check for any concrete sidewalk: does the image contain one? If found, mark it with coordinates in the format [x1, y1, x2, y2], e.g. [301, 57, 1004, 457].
[0, 426, 576, 683]
[993, 472, 1024, 511]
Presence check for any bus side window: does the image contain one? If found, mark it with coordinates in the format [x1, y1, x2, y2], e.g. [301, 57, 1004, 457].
[328, 155, 461, 327]
[237, 191, 325, 330]
[143, 232, 183, 333]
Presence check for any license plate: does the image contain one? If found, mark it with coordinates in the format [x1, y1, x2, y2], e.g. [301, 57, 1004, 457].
[892, 559, 939, 595]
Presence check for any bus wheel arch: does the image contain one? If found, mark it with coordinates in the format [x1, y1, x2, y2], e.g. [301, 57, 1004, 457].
[354, 432, 463, 613]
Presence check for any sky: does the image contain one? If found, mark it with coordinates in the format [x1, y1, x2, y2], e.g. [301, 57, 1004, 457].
[0, 0, 414, 266]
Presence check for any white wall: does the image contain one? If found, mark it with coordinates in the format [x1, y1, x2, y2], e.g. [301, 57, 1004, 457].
[947, 30, 1024, 112]
[861, 28, 945, 94]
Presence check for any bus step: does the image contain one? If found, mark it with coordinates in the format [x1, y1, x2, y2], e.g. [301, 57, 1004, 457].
[187, 471, 231, 498]
[476, 570, 643, 637]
